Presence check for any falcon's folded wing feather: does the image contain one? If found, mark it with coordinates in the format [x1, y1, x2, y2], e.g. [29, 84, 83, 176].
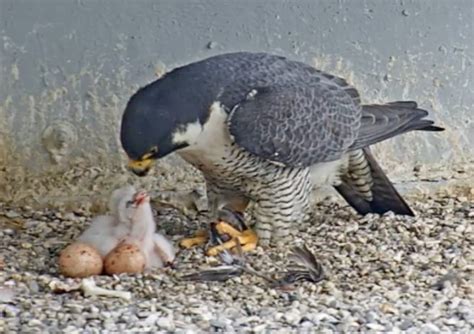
[350, 101, 444, 150]
[288, 245, 325, 282]
[180, 266, 243, 282]
[227, 84, 361, 167]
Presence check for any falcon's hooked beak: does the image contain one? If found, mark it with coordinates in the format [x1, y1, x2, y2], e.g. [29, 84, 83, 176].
[128, 158, 154, 177]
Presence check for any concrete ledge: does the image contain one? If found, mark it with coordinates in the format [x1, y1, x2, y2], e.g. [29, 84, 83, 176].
[0, 0, 472, 206]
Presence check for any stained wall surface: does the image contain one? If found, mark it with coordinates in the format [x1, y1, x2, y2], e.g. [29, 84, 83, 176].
[0, 0, 472, 206]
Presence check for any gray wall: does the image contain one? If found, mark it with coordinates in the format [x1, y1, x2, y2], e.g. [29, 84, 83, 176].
[0, 0, 472, 206]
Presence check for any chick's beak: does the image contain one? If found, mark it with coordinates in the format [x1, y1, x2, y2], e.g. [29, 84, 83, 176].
[128, 158, 154, 177]
[133, 191, 150, 205]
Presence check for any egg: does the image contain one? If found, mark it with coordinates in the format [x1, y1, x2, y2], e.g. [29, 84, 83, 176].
[104, 243, 146, 275]
[58, 242, 103, 278]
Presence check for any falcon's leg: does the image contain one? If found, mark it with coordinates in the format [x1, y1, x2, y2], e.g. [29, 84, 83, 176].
[179, 183, 253, 252]
[206, 215, 259, 256]
[204, 192, 261, 255]
[179, 229, 208, 248]
[252, 168, 312, 246]
[179, 183, 222, 249]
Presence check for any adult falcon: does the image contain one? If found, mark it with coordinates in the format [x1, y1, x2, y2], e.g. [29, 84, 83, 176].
[120, 52, 443, 255]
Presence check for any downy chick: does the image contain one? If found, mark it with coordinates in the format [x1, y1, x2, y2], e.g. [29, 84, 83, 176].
[125, 190, 176, 268]
[77, 185, 137, 257]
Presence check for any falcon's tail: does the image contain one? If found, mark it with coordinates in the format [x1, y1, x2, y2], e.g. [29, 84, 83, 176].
[334, 101, 443, 217]
[350, 101, 444, 150]
[335, 148, 414, 216]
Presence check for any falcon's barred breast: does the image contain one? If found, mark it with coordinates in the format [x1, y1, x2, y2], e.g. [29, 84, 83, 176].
[120, 52, 443, 246]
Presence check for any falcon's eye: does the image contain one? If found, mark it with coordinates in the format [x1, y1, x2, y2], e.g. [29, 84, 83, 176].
[149, 146, 158, 155]
[125, 200, 134, 208]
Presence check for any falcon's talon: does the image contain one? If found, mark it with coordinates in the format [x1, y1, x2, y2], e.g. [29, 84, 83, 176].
[206, 239, 238, 257]
[179, 229, 209, 248]
[215, 221, 245, 238]
[237, 229, 258, 251]
[206, 223, 258, 256]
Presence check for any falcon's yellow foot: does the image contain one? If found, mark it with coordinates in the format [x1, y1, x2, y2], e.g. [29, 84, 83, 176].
[206, 222, 259, 256]
[179, 229, 209, 248]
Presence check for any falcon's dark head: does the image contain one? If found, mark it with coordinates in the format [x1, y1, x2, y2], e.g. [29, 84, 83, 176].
[120, 82, 205, 177]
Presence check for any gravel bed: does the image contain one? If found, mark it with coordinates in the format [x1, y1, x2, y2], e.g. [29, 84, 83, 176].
[0, 193, 473, 333]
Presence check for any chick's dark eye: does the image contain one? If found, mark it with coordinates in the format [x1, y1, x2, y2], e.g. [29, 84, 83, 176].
[126, 200, 133, 208]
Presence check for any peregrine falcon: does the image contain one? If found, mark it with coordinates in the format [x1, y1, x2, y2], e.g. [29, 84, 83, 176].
[120, 52, 443, 254]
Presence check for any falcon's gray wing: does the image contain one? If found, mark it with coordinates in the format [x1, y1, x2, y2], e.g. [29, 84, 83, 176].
[227, 83, 361, 167]
[350, 101, 444, 150]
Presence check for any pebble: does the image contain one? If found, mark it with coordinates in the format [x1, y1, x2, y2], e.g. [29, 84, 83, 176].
[1, 195, 472, 332]
[366, 323, 385, 331]
[420, 323, 440, 332]
[3, 305, 20, 317]
[157, 316, 175, 331]
[284, 309, 301, 325]
[27, 280, 40, 293]
[252, 324, 267, 332]
[210, 318, 231, 328]
[5, 210, 20, 218]
[399, 318, 414, 330]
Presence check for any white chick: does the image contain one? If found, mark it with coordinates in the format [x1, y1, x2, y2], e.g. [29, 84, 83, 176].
[77, 185, 137, 257]
[125, 190, 176, 269]
[152, 234, 176, 266]
[108, 185, 138, 227]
